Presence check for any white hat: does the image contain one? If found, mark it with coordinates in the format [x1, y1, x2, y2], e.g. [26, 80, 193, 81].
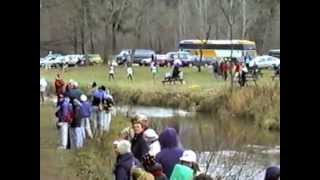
[80, 94, 87, 101]
[180, 150, 197, 163]
[143, 129, 159, 142]
[74, 82, 79, 87]
[116, 140, 131, 155]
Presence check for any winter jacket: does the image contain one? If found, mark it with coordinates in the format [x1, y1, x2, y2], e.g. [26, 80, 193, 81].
[113, 153, 140, 180]
[155, 128, 184, 178]
[131, 132, 150, 162]
[169, 164, 194, 180]
[55, 79, 65, 95]
[147, 140, 161, 157]
[79, 101, 92, 118]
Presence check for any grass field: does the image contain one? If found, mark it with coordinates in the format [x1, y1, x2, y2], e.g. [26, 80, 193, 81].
[40, 65, 276, 94]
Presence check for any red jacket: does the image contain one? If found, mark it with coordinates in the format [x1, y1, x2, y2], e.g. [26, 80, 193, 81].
[55, 79, 65, 95]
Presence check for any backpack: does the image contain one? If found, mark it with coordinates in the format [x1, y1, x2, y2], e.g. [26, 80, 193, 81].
[63, 104, 74, 123]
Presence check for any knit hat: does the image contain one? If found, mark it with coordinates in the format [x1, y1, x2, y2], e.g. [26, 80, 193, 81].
[80, 94, 87, 102]
[116, 140, 131, 155]
[180, 150, 197, 163]
[143, 129, 159, 143]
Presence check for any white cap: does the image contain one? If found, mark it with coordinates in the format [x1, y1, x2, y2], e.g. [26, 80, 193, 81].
[74, 82, 79, 87]
[143, 129, 159, 142]
[80, 94, 87, 101]
[180, 150, 197, 163]
[116, 140, 131, 155]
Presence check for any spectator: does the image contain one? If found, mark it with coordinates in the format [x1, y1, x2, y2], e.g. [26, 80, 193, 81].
[54, 73, 65, 96]
[143, 129, 161, 157]
[55, 96, 73, 150]
[131, 167, 155, 180]
[170, 150, 199, 179]
[142, 154, 168, 180]
[113, 140, 141, 180]
[70, 99, 85, 149]
[40, 77, 48, 104]
[131, 120, 150, 162]
[79, 94, 93, 139]
[264, 166, 280, 180]
[156, 128, 184, 177]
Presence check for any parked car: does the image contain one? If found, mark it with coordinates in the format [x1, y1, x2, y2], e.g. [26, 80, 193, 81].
[40, 54, 63, 68]
[64, 54, 84, 66]
[268, 49, 280, 59]
[85, 54, 103, 64]
[116, 49, 130, 65]
[174, 51, 196, 67]
[116, 49, 156, 65]
[249, 55, 280, 69]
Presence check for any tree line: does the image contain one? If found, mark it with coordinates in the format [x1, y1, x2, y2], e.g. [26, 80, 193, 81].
[40, 0, 280, 60]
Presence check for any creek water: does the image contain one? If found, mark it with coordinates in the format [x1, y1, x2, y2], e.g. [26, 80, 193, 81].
[114, 105, 280, 180]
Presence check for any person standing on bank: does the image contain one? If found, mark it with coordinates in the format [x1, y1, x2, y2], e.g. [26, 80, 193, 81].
[40, 77, 48, 104]
[113, 140, 141, 180]
[56, 95, 73, 150]
[79, 94, 93, 139]
[70, 99, 85, 149]
[131, 120, 150, 162]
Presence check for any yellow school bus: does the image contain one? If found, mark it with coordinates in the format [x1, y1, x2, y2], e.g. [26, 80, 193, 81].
[178, 39, 257, 59]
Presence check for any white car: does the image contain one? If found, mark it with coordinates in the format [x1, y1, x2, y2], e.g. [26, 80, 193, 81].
[40, 54, 63, 68]
[249, 55, 280, 69]
[64, 54, 84, 66]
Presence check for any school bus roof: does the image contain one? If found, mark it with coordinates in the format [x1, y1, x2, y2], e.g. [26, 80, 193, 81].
[179, 39, 256, 45]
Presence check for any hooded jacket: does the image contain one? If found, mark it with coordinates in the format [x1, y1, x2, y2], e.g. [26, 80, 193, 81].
[113, 153, 140, 180]
[155, 128, 184, 178]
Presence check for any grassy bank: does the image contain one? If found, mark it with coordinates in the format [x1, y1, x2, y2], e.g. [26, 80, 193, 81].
[41, 65, 280, 130]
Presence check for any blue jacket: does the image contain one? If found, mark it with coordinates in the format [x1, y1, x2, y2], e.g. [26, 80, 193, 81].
[92, 90, 106, 106]
[113, 153, 140, 180]
[156, 128, 184, 178]
[79, 101, 92, 118]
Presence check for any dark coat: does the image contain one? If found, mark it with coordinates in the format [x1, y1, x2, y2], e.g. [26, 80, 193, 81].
[131, 132, 150, 162]
[113, 153, 140, 180]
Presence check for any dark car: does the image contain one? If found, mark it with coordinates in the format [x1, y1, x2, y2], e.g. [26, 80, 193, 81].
[116, 49, 155, 65]
[132, 49, 156, 65]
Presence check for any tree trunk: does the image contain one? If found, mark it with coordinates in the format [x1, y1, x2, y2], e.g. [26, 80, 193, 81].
[73, 20, 78, 54]
[111, 23, 117, 55]
[89, 31, 95, 53]
[241, 0, 247, 39]
[103, 24, 108, 63]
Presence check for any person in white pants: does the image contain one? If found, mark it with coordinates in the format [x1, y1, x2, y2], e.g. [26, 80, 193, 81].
[79, 94, 93, 139]
[70, 99, 85, 149]
[56, 96, 72, 150]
